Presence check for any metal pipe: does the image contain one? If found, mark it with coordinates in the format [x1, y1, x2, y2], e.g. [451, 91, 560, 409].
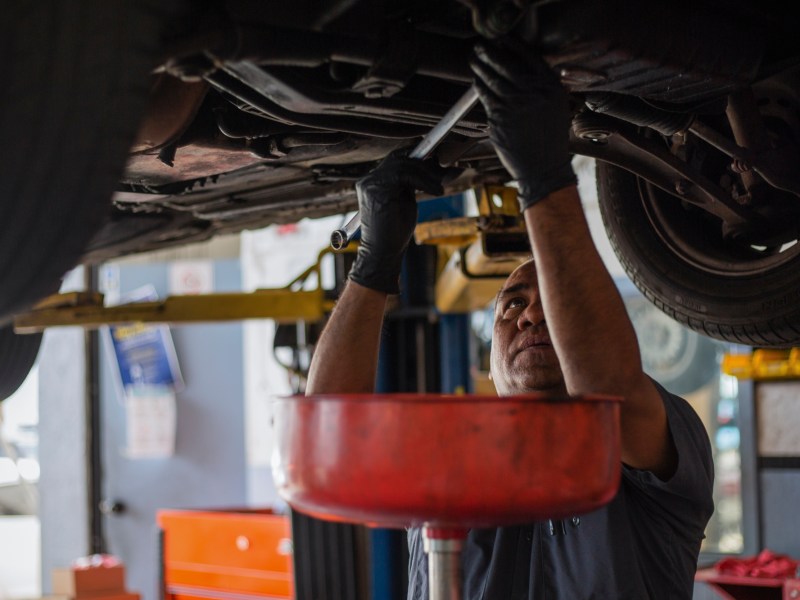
[688, 120, 752, 165]
[330, 85, 480, 250]
[423, 527, 466, 600]
[206, 69, 430, 139]
[220, 61, 486, 135]
[83, 264, 106, 554]
[690, 117, 800, 197]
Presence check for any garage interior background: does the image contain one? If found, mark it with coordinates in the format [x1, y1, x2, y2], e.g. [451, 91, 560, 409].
[0, 157, 799, 599]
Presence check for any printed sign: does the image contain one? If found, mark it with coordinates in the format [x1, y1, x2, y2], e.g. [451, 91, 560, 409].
[106, 285, 183, 392]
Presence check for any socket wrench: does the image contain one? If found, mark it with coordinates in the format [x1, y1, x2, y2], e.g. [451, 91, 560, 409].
[330, 85, 480, 250]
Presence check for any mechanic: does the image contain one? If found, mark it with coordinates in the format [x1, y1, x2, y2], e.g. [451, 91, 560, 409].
[306, 40, 715, 600]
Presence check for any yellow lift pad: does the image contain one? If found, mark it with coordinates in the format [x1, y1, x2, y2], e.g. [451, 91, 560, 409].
[722, 348, 800, 380]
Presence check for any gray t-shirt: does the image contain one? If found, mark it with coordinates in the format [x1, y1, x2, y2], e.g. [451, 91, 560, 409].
[407, 382, 715, 600]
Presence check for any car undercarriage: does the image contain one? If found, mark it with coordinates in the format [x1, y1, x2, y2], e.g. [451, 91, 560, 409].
[2, 0, 800, 399]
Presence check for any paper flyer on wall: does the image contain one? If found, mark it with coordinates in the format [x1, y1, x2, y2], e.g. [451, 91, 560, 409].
[100, 283, 183, 459]
[123, 385, 176, 459]
[104, 284, 184, 395]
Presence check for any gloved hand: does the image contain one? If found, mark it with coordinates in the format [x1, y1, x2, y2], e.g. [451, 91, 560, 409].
[469, 40, 577, 211]
[348, 150, 446, 294]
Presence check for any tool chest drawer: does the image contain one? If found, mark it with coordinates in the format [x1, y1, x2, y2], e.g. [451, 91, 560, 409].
[158, 508, 293, 600]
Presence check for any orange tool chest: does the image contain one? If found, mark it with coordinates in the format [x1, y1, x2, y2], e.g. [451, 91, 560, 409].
[157, 508, 294, 600]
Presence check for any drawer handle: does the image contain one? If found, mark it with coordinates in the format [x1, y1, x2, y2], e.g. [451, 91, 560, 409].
[235, 535, 250, 551]
[277, 538, 293, 556]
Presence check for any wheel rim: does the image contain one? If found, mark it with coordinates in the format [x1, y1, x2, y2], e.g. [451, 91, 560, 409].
[636, 70, 800, 279]
[638, 177, 800, 277]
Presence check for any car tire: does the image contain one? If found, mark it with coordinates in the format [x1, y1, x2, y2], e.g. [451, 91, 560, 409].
[0, 1, 177, 323]
[623, 294, 721, 395]
[598, 161, 800, 348]
[0, 325, 43, 402]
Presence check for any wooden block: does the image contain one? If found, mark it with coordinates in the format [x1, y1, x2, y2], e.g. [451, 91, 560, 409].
[52, 565, 126, 597]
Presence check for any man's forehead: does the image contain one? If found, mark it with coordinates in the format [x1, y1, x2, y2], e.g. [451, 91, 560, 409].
[501, 259, 537, 291]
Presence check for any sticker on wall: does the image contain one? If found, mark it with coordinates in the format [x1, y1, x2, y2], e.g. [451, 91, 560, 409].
[168, 260, 214, 295]
[123, 385, 177, 459]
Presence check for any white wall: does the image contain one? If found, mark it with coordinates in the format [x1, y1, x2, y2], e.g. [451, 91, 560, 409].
[239, 216, 343, 507]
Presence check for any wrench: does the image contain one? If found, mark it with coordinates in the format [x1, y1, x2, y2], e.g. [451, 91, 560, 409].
[330, 85, 481, 250]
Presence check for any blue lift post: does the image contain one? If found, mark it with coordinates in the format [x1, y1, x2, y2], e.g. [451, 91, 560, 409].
[370, 194, 473, 599]
[420, 193, 474, 396]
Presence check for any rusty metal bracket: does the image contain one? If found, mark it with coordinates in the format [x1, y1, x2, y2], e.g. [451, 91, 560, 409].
[570, 113, 760, 227]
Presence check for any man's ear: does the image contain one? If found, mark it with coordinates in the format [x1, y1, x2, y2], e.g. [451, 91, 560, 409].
[488, 371, 493, 381]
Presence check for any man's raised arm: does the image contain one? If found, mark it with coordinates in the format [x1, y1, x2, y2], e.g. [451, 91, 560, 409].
[306, 152, 446, 395]
[471, 41, 676, 478]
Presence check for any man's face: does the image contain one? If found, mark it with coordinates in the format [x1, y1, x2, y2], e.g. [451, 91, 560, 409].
[490, 260, 566, 395]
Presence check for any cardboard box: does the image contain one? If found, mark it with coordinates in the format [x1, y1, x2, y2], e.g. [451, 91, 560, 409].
[37, 596, 138, 600]
[75, 594, 139, 600]
[52, 565, 126, 597]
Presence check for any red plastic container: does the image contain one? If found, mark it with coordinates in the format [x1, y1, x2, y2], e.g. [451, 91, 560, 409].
[271, 393, 622, 529]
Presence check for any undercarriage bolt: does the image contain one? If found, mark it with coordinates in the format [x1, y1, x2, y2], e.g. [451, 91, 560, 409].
[674, 179, 691, 195]
[731, 159, 750, 173]
[571, 113, 613, 143]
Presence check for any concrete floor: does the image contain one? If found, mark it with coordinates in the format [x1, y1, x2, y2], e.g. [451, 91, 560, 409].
[0, 516, 40, 600]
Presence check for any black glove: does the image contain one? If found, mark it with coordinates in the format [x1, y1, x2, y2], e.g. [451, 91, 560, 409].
[348, 150, 446, 294]
[470, 40, 577, 211]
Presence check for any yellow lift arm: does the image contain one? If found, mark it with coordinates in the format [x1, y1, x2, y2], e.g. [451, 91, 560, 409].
[416, 185, 529, 313]
[13, 247, 342, 334]
[13, 185, 528, 332]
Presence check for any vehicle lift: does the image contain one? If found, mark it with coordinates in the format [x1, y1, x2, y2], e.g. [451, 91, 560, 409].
[13, 186, 527, 335]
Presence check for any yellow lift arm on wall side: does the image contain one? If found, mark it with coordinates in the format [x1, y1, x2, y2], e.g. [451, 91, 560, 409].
[14, 247, 341, 333]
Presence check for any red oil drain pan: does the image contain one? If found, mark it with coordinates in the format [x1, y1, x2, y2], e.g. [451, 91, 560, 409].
[271, 393, 622, 529]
